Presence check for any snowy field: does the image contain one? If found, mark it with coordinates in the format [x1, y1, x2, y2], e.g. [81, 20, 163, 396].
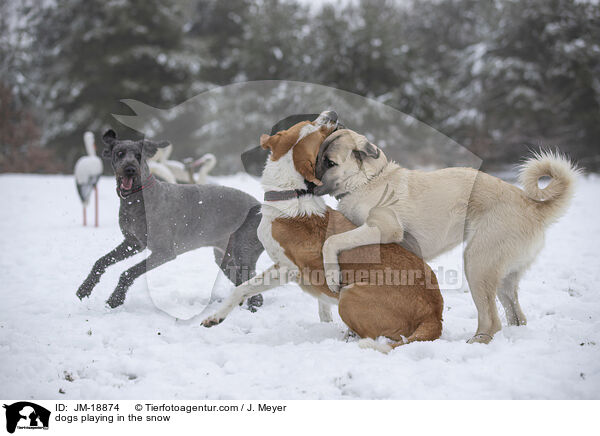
[1, 172, 599, 399]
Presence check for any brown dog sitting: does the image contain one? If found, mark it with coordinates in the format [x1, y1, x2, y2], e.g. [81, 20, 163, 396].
[202, 111, 443, 352]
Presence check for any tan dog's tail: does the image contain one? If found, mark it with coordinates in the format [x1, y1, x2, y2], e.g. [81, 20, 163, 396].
[519, 150, 580, 222]
[357, 337, 404, 354]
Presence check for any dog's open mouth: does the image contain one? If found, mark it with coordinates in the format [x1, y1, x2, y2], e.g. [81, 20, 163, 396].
[120, 176, 134, 191]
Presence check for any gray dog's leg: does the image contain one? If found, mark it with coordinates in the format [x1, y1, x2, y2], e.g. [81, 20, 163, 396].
[218, 205, 265, 312]
[106, 251, 175, 308]
[76, 239, 141, 300]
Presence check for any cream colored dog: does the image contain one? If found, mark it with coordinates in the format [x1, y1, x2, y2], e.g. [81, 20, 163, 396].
[314, 129, 579, 343]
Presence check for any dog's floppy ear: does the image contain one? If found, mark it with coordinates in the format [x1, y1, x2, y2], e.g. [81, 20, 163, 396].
[352, 137, 380, 164]
[101, 129, 117, 158]
[142, 139, 170, 157]
[260, 134, 270, 149]
[292, 129, 329, 186]
[260, 127, 303, 161]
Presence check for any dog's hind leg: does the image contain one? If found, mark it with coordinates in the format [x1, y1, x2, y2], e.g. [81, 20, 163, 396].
[215, 241, 264, 312]
[464, 263, 503, 344]
[242, 238, 265, 312]
[359, 317, 443, 353]
[218, 205, 265, 312]
[76, 239, 141, 300]
[404, 318, 443, 344]
[212, 245, 226, 269]
[497, 270, 527, 326]
[106, 250, 175, 308]
[464, 237, 503, 344]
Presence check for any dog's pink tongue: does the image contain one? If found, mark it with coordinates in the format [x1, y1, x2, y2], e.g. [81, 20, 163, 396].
[121, 177, 133, 190]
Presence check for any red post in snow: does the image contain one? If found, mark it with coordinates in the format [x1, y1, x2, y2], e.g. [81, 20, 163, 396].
[94, 185, 99, 227]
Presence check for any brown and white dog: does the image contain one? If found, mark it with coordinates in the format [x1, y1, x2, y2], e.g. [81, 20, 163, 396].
[201, 112, 443, 352]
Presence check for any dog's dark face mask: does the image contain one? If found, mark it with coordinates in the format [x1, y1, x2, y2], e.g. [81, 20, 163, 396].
[101, 129, 169, 193]
[314, 129, 382, 198]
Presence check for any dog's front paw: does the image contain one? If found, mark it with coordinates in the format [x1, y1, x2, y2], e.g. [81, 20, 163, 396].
[325, 266, 341, 293]
[76, 281, 93, 300]
[75, 283, 92, 300]
[106, 292, 125, 308]
[202, 314, 225, 328]
[466, 333, 494, 344]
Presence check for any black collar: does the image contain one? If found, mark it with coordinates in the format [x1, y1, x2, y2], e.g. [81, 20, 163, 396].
[264, 189, 311, 202]
[263, 181, 315, 202]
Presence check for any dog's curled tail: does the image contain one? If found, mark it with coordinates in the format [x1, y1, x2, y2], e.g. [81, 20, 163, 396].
[357, 337, 404, 354]
[519, 150, 580, 221]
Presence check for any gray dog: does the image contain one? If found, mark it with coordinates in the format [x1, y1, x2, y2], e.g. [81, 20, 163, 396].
[76, 130, 264, 309]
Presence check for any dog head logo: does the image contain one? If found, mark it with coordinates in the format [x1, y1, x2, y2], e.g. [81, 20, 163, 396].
[3, 402, 50, 434]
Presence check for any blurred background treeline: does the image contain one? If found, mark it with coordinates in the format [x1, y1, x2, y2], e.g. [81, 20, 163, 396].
[1, 0, 599, 174]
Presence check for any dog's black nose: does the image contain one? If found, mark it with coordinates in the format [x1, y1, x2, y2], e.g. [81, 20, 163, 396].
[124, 166, 136, 176]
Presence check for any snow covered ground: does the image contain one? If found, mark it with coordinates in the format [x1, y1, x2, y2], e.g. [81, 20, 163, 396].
[1, 172, 599, 399]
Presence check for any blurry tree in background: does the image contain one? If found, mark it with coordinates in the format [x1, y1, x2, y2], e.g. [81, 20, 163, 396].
[187, 0, 251, 86]
[0, 83, 60, 173]
[426, 0, 600, 168]
[0, 0, 59, 172]
[1, 0, 599, 173]
[26, 0, 194, 165]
